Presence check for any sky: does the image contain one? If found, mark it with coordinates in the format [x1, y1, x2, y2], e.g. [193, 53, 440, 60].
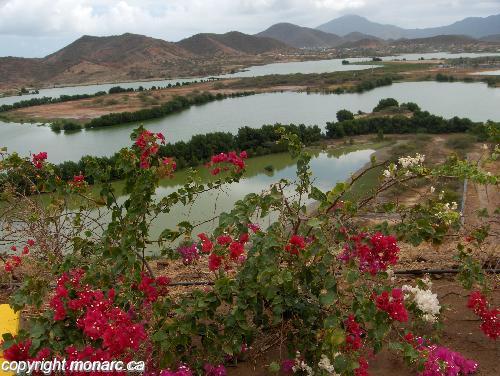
[0, 0, 499, 57]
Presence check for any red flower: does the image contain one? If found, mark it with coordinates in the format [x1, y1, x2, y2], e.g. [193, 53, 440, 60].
[344, 314, 364, 351]
[207, 151, 247, 175]
[229, 241, 245, 260]
[22, 246, 30, 255]
[198, 233, 213, 253]
[405, 332, 414, 343]
[355, 357, 369, 376]
[467, 291, 499, 339]
[10, 245, 17, 252]
[11, 256, 22, 267]
[134, 130, 165, 169]
[339, 232, 399, 275]
[32, 152, 47, 169]
[375, 289, 408, 322]
[2, 339, 31, 361]
[217, 235, 232, 245]
[239, 232, 250, 244]
[4, 262, 13, 272]
[208, 253, 223, 271]
[285, 234, 306, 255]
[27, 239, 35, 247]
[70, 174, 86, 188]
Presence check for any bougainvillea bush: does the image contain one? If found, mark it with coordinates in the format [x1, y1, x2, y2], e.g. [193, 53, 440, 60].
[0, 127, 498, 376]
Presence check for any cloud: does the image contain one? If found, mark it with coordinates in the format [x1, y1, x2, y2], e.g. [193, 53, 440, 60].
[0, 0, 499, 56]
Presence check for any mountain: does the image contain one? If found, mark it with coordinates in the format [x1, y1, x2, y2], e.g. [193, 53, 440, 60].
[342, 32, 382, 43]
[0, 33, 197, 88]
[317, 15, 406, 39]
[0, 32, 292, 89]
[176, 31, 292, 56]
[317, 14, 500, 40]
[256, 23, 343, 48]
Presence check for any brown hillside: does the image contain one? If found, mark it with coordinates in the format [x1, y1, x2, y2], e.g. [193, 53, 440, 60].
[176, 31, 292, 56]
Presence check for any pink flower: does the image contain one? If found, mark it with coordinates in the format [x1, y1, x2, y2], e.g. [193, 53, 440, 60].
[203, 363, 226, 376]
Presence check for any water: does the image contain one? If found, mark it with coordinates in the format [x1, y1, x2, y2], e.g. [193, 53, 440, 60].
[108, 148, 375, 245]
[3, 51, 500, 106]
[0, 58, 376, 106]
[1, 81, 498, 163]
[382, 52, 500, 61]
[471, 70, 500, 76]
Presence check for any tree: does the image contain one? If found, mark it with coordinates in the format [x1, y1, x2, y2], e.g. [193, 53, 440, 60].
[336, 109, 355, 122]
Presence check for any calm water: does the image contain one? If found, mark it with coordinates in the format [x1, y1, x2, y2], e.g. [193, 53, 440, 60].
[471, 70, 500, 76]
[3, 51, 500, 106]
[1, 81, 499, 163]
[0, 58, 376, 106]
[108, 148, 375, 246]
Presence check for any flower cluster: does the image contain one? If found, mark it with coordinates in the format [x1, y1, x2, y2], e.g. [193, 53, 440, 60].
[355, 357, 369, 376]
[134, 130, 165, 169]
[198, 231, 250, 272]
[32, 152, 48, 169]
[284, 234, 306, 255]
[287, 351, 314, 376]
[467, 291, 499, 340]
[339, 232, 399, 275]
[137, 272, 170, 303]
[45, 269, 148, 358]
[69, 174, 86, 189]
[383, 153, 425, 179]
[402, 283, 441, 323]
[203, 363, 226, 376]
[419, 345, 478, 376]
[344, 315, 364, 351]
[318, 354, 340, 375]
[2, 339, 32, 360]
[375, 288, 408, 322]
[161, 157, 177, 177]
[206, 151, 247, 176]
[3, 239, 35, 272]
[159, 365, 193, 376]
[177, 243, 200, 265]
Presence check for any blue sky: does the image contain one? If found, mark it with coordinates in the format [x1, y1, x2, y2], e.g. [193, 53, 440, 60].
[0, 0, 499, 57]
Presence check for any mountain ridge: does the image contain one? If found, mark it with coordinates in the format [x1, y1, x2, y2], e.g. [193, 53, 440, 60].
[317, 14, 500, 39]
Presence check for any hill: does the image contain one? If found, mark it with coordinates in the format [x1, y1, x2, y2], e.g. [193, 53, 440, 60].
[0, 32, 292, 90]
[256, 23, 343, 48]
[0, 33, 196, 88]
[176, 31, 292, 56]
[317, 14, 500, 39]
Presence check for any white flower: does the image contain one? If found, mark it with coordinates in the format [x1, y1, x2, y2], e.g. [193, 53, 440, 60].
[439, 191, 444, 200]
[398, 153, 425, 169]
[318, 355, 340, 375]
[383, 169, 392, 178]
[292, 351, 314, 376]
[482, 144, 488, 150]
[430, 186, 435, 194]
[402, 284, 441, 323]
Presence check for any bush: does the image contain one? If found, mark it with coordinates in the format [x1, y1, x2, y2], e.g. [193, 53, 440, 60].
[373, 98, 399, 112]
